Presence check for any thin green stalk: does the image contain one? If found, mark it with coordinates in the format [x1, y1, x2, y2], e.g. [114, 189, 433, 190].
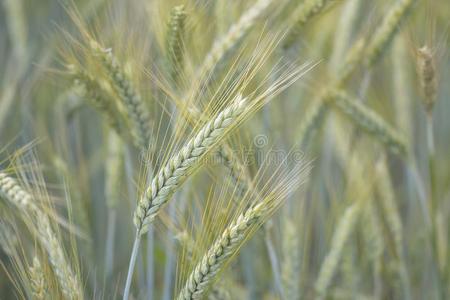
[123, 234, 141, 300]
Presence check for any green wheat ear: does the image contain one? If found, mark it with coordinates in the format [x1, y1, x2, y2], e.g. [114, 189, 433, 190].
[329, 90, 409, 156]
[134, 95, 248, 235]
[89, 41, 154, 151]
[166, 5, 187, 83]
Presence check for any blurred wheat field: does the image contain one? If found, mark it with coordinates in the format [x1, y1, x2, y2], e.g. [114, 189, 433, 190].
[0, 0, 449, 299]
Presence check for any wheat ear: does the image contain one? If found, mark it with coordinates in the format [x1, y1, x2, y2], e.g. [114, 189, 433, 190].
[29, 256, 48, 300]
[364, 0, 415, 68]
[283, 0, 334, 49]
[70, 66, 124, 135]
[90, 41, 153, 150]
[281, 218, 301, 300]
[216, 145, 253, 198]
[295, 98, 328, 148]
[330, 0, 362, 74]
[329, 90, 408, 155]
[376, 157, 412, 299]
[198, 0, 273, 78]
[417, 46, 437, 116]
[134, 94, 247, 235]
[166, 5, 186, 83]
[176, 200, 274, 300]
[0, 172, 82, 299]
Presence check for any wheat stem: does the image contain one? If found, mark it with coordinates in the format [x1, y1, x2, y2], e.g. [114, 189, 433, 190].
[123, 234, 141, 300]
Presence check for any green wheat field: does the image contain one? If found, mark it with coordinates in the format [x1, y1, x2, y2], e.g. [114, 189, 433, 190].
[0, 0, 449, 299]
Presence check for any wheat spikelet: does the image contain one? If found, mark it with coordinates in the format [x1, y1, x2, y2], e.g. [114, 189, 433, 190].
[329, 90, 408, 155]
[134, 95, 247, 235]
[29, 256, 47, 300]
[90, 41, 153, 150]
[416, 46, 437, 115]
[166, 5, 186, 83]
[283, 0, 334, 49]
[364, 0, 415, 67]
[0, 172, 82, 299]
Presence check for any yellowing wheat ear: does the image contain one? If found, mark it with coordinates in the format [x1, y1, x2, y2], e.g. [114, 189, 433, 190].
[417, 46, 437, 116]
